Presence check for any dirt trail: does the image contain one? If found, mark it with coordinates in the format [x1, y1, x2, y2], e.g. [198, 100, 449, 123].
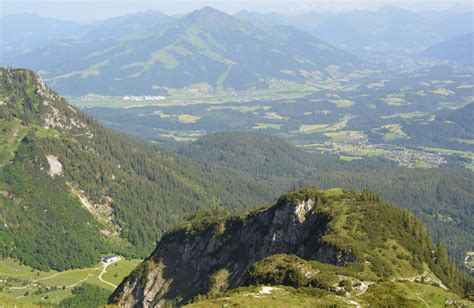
[98, 260, 118, 288]
[344, 299, 361, 307]
[417, 296, 429, 307]
[353, 281, 374, 297]
[395, 271, 448, 290]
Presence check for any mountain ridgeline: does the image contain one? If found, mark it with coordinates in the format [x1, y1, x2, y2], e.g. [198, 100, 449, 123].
[0, 68, 284, 270]
[110, 188, 474, 306]
[237, 7, 474, 57]
[6, 7, 360, 95]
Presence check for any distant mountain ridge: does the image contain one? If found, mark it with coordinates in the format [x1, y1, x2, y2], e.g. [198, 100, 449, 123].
[80, 10, 174, 42]
[0, 13, 84, 61]
[237, 7, 474, 56]
[0, 11, 175, 61]
[5, 6, 360, 95]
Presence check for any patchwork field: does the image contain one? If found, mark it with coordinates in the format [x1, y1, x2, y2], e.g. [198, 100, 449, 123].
[78, 66, 473, 171]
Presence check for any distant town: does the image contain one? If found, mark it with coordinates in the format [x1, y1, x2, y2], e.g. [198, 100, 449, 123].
[316, 137, 446, 168]
[122, 96, 166, 102]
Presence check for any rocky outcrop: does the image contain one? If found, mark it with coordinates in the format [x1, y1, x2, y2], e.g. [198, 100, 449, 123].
[110, 189, 355, 307]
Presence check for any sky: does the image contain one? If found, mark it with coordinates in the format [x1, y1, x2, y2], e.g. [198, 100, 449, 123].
[1, 1, 472, 21]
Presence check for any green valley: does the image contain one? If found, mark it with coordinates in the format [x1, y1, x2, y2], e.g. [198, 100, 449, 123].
[81, 64, 474, 172]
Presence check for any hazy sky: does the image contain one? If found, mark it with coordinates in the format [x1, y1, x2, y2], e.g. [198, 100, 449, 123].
[2, 1, 472, 21]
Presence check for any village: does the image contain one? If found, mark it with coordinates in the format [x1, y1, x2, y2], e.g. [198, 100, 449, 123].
[320, 136, 446, 168]
[122, 95, 166, 102]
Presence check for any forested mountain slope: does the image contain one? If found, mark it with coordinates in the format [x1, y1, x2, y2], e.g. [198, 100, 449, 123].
[177, 131, 395, 178]
[110, 188, 474, 306]
[420, 32, 474, 66]
[0, 68, 284, 271]
[176, 132, 474, 263]
[402, 102, 474, 151]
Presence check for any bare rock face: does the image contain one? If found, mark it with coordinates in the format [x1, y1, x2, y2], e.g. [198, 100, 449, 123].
[46, 155, 63, 177]
[110, 189, 355, 307]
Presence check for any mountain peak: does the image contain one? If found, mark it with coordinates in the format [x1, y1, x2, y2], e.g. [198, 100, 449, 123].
[187, 6, 233, 22]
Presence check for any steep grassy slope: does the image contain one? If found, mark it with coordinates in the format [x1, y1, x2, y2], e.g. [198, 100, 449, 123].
[110, 188, 474, 306]
[7, 7, 360, 95]
[0, 68, 283, 271]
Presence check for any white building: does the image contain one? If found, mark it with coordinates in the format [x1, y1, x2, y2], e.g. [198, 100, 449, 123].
[102, 255, 119, 264]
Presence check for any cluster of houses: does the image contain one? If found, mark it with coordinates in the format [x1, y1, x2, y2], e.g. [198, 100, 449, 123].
[122, 95, 165, 101]
[322, 136, 446, 168]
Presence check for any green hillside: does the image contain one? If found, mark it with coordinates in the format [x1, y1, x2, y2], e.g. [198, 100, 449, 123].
[177, 131, 394, 178]
[0, 68, 285, 271]
[9, 7, 360, 95]
[110, 188, 474, 306]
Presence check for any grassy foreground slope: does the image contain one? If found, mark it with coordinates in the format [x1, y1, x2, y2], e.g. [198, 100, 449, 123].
[187, 282, 471, 307]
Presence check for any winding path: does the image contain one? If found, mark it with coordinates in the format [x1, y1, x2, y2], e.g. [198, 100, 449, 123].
[98, 259, 119, 288]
